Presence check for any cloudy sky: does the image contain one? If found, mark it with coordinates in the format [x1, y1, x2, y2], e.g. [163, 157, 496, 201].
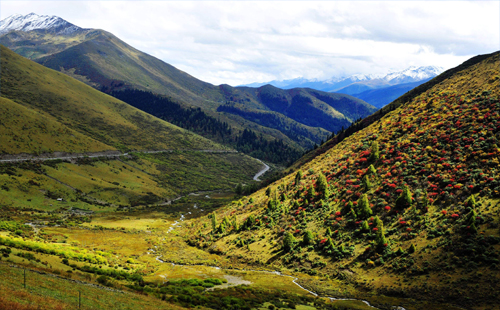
[1, 1, 499, 86]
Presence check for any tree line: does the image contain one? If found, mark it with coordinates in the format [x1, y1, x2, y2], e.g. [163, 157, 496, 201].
[110, 89, 303, 165]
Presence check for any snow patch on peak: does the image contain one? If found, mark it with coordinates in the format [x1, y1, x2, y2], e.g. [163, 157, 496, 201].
[0, 13, 81, 35]
[383, 66, 444, 84]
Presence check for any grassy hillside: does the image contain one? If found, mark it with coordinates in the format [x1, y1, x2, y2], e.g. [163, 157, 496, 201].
[0, 43, 265, 209]
[289, 51, 500, 172]
[184, 51, 500, 309]
[0, 44, 222, 153]
[0, 151, 262, 212]
[0, 262, 187, 310]
[0, 28, 377, 165]
[0, 97, 112, 155]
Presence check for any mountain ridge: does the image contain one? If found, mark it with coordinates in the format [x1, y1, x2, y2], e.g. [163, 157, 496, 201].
[0, 13, 377, 165]
[239, 66, 443, 92]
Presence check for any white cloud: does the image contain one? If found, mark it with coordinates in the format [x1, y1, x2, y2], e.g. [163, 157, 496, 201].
[1, 1, 498, 85]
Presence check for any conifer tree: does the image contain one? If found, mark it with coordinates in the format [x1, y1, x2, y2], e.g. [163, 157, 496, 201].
[357, 194, 372, 218]
[211, 212, 218, 232]
[375, 220, 388, 252]
[231, 215, 238, 231]
[395, 247, 405, 256]
[361, 220, 370, 231]
[265, 187, 272, 197]
[369, 141, 380, 163]
[222, 216, 231, 229]
[316, 172, 330, 199]
[409, 244, 416, 254]
[467, 209, 478, 225]
[362, 175, 372, 192]
[368, 164, 377, 176]
[307, 186, 316, 201]
[245, 214, 255, 230]
[268, 199, 277, 211]
[374, 215, 383, 228]
[466, 194, 477, 208]
[219, 221, 226, 234]
[396, 185, 412, 208]
[326, 227, 332, 237]
[467, 209, 478, 234]
[283, 232, 296, 252]
[295, 170, 303, 186]
[303, 230, 314, 245]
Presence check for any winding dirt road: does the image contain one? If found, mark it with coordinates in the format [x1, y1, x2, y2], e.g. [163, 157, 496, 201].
[253, 159, 270, 181]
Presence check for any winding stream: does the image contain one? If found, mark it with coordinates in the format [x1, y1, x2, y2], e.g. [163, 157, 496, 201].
[152, 212, 406, 310]
[154, 254, 400, 309]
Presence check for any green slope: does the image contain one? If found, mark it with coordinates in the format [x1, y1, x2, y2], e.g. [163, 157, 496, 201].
[0, 27, 376, 163]
[0, 97, 112, 155]
[0, 44, 263, 207]
[184, 51, 500, 309]
[0, 44, 222, 152]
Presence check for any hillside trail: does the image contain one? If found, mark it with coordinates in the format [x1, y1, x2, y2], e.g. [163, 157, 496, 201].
[0, 149, 238, 163]
[0, 149, 267, 209]
[253, 159, 270, 181]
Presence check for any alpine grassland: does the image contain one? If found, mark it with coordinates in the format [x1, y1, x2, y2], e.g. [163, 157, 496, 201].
[0, 43, 333, 310]
[1, 32, 499, 310]
[184, 51, 500, 309]
[0, 45, 222, 152]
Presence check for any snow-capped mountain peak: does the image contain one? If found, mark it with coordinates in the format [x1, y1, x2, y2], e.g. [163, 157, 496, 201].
[383, 66, 444, 84]
[342, 73, 386, 82]
[0, 13, 81, 35]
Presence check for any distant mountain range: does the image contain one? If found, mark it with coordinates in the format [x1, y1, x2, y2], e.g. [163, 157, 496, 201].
[242, 66, 444, 108]
[0, 13, 377, 165]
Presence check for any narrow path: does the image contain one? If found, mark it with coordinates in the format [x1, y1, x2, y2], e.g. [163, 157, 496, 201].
[253, 159, 270, 181]
[0, 149, 238, 163]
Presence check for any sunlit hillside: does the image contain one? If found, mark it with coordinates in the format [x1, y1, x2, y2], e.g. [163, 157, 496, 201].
[186, 51, 500, 310]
